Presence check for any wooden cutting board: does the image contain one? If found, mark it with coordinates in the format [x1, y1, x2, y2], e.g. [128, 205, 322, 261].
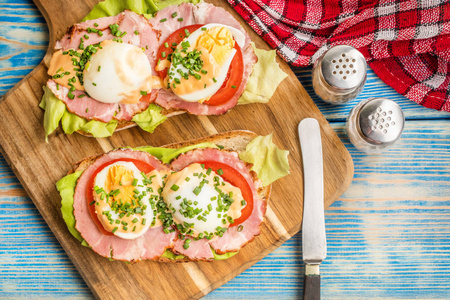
[0, 0, 353, 299]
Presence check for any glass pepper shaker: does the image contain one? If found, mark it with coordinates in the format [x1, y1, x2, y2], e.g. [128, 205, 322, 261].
[347, 97, 405, 154]
[312, 45, 367, 104]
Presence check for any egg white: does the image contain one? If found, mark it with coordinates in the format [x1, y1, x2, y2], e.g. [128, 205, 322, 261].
[84, 41, 152, 104]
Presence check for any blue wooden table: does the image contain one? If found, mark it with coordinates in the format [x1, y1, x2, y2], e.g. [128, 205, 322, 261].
[1, 1, 449, 299]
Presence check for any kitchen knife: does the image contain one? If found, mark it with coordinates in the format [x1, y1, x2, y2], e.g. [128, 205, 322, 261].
[298, 118, 327, 300]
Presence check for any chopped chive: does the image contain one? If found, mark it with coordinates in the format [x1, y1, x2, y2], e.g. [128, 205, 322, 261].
[201, 27, 207, 31]
[132, 218, 138, 223]
[193, 186, 201, 196]
[217, 145, 224, 149]
[231, 85, 237, 88]
[78, 94, 85, 98]
[84, 34, 89, 39]
[140, 90, 148, 95]
[89, 200, 95, 205]
[92, 82, 97, 86]
[217, 168, 224, 175]
[142, 218, 147, 225]
[184, 29, 190, 37]
[171, 184, 179, 191]
[98, 65, 101, 72]
[237, 225, 243, 232]
[185, 177, 190, 182]
[172, 42, 177, 46]
[241, 200, 246, 206]
[171, 12, 178, 18]
[164, 42, 169, 48]
[94, 22, 99, 27]
[134, 30, 139, 35]
[132, 178, 138, 186]
[161, 51, 166, 58]
[85, 108, 89, 113]
[212, 77, 217, 83]
[112, 227, 118, 233]
[160, 18, 167, 22]
[177, 17, 183, 22]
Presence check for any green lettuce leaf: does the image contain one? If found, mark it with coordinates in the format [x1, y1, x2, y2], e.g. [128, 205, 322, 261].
[83, 0, 201, 21]
[239, 133, 290, 186]
[41, 86, 66, 142]
[238, 43, 288, 105]
[56, 171, 84, 242]
[136, 141, 217, 164]
[161, 248, 238, 260]
[212, 250, 238, 260]
[41, 86, 119, 138]
[131, 104, 167, 133]
[40, 87, 169, 138]
[161, 249, 186, 260]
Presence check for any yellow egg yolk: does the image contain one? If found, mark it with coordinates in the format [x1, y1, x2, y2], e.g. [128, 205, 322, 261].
[104, 164, 136, 204]
[195, 26, 235, 66]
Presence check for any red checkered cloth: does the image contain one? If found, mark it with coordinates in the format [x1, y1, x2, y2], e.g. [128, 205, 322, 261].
[228, 0, 450, 112]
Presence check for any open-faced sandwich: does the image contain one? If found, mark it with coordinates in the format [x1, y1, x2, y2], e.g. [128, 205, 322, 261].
[41, 1, 287, 140]
[57, 131, 289, 261]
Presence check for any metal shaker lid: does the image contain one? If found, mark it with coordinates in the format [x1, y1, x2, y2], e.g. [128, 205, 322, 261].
[321, 45, 367, 90]
[358, 98, 405, 144]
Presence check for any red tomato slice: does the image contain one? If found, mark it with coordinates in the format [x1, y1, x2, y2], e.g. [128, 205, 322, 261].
[198, 161, 254, 227]
[86, 158, 155, 236]
[156, 24, 244, 107]
[156, 24, 203, 79]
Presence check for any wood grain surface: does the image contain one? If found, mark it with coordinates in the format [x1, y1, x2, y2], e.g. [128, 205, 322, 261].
[1, 2, 450, 299]
[0, 0, 353, 299]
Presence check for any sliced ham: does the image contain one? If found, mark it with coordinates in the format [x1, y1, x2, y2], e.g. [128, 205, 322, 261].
[171, 238, 214, 261]
[73, 149, 174, 261]
[209, 197, 266, 254]
[150, 3, 258, 115]
[52, 11, 159, 122]
[56, 10, 158, 62]
[170, 148, 266, 255]
[48, 79, 117, 123]
[47, 80, 152, 122]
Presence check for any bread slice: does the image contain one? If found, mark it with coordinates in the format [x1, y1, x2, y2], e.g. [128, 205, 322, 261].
[69, 130, 271, 262]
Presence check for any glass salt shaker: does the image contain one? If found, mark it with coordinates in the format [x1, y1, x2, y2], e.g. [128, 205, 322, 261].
[312, 45, 367, 104]
[347, 97, 405, 154]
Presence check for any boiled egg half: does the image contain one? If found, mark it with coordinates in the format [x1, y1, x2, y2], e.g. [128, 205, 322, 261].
[92, 161, 158, 239]
[166, 24, 245, 103]
[84, 40, 154, 104]
[161, 163, 246, 238]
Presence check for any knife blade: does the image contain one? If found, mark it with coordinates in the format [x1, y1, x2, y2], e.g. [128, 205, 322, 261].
[298, 118, 327, 300]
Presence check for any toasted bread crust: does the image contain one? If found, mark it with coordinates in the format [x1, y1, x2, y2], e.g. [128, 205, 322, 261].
[69, 131, 270, 262]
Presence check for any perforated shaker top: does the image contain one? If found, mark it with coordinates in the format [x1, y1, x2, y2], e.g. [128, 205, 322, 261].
[359, 98, 405, 144]
[321, 45, 367, 90]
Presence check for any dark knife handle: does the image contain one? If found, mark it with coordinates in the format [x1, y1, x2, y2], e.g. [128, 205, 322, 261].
[303, 274, 320, 300]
